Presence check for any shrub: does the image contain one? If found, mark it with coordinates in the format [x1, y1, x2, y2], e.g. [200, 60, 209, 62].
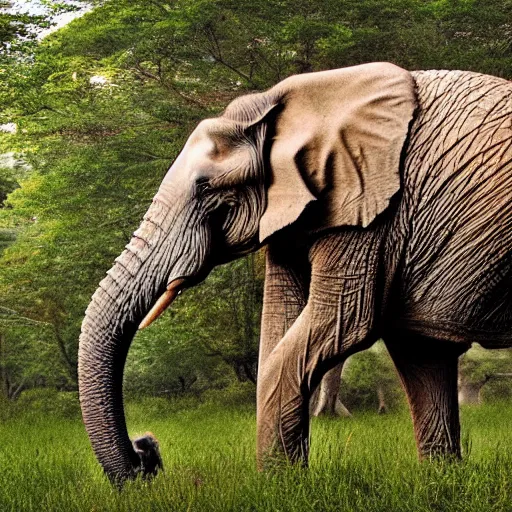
[15, 388, 81, 419]
[201, 381, 256, 408]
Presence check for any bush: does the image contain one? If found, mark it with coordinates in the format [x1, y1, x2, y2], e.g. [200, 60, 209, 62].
[201, 381, 256, 408]
[0, 396, 16, 422]
[15, 388, 81, 419]
[340, 347, 404, 412]
[126, 395, 204, 419]
[125, 382, 256, 422]
[481, 378, 512, 403]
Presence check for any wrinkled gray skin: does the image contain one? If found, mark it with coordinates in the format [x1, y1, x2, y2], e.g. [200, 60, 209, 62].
[79, 65, 512, 484]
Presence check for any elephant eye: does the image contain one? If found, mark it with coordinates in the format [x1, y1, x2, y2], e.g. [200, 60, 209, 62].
[195, 177, 212, 196]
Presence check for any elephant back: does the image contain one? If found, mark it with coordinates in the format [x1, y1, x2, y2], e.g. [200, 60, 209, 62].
[387, 70, 512, 347]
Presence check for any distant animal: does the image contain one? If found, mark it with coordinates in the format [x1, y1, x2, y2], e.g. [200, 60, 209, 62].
[132, 433, 163, 478]
[78, 62, 512, 483]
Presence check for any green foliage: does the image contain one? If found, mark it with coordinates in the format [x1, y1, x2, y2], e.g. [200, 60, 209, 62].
[1, 0, 512, 403]
[125, 254, 263, 397]
[0, 228, 15, 254]
[0, 137, 29, 205]
[481, 378, 512, 403]
[459, 345, 512, 403]
[125, 395, 203, 417]
[0, 7, 45, 52]
[201, 381, 256, 407]
[0, 1, 84, 118]
[341, 342, 404, 411]
[14, 387, 80, 418]
[460, 346, 512, 386]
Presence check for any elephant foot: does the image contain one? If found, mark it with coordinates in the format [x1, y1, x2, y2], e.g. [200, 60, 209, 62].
[257, 390, 310, 471]
[419, 442, 461, 461]
[256, 348, 311, 471]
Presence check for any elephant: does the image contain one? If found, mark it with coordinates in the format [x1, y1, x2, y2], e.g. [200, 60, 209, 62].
[78, 61, 512, 484]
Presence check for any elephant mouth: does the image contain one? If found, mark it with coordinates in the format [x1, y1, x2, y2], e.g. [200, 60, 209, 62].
[138, 277, 186, 330]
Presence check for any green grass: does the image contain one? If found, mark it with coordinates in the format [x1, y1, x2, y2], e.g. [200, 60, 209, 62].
[0, 401, 512, 511]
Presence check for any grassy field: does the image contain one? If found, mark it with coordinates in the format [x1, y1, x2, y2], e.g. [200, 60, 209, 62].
[0, 399, 512, 512]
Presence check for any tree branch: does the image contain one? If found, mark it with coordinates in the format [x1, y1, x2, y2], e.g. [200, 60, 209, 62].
[0, 307, 51, 327]
[202, 24, 257, 87]
[131, 63, 207, 108]
[52, 321, 77, 384]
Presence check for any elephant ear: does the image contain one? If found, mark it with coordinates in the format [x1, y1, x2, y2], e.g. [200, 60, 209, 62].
[259, 62, 416, 243]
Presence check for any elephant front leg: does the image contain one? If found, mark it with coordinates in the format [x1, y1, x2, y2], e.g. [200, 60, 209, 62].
[257, 294, 354, 468]
[257, 244, 312, 468]
[386, 338, 468, 459]
[257, 307, 319, 468]
[257, 230, 384, 468]
[259, 243, 310, 366]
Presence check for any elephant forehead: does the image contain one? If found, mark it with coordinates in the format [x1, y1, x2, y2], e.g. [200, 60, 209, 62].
[161, 133, 216, 186]
[188, 119, 219, 146]
[190, 117, 239, 146]
[183, 117, 243, 163]
[184, 122, 220, 162]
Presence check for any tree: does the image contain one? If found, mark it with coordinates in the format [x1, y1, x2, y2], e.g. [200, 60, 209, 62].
[340, 341, 403, 412]
[2, 0, 512, 401]
[310, 362, 352, 417]
[458, 346, 512, 405]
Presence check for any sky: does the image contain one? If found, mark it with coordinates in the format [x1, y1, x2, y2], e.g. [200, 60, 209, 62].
[0, 1, 93, 133]
[10, 1, 48, 15]
[7, 1, 92, 38]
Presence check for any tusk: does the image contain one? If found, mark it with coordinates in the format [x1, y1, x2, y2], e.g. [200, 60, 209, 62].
[138, 278, 185, 330]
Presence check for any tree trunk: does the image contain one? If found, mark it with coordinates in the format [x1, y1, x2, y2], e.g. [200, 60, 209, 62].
[377, 384, 387, 414]
[310, 362, 351, 417]
[52, 320, 78, 386]
[458, 381, 484, 405]
[457, 373, 490, 405]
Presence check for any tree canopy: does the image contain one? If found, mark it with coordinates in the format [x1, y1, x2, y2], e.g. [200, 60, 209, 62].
[0, 0, 511, 402]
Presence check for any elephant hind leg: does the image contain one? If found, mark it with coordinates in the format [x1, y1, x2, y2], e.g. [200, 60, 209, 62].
[385, 335, 469, 459]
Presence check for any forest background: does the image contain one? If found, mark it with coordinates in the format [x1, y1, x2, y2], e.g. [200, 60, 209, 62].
[1, 0, 512, 417]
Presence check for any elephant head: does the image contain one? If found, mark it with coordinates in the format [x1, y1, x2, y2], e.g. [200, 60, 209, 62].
[78, 62, 415, 483]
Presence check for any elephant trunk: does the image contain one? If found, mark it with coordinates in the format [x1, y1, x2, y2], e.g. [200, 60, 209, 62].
[78, 197, 208, 484]
[79, 283, 140, 482]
